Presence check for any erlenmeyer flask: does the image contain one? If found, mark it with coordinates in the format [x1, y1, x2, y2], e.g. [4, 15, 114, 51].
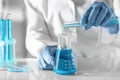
[53, 34, 76, 75]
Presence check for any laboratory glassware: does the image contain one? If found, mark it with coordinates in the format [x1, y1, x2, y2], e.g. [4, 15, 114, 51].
[63, 18, 120, 75]
[0, 0, 29, 72]
[53, 33, 76, 75]
[64, 19, 119, 45]
[0, 18, 16, 68]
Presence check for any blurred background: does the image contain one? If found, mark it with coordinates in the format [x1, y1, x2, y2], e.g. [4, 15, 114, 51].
[0, 0, 30, 58]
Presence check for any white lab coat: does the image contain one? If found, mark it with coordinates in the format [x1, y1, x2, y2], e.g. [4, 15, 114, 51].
[25, 0, 120, 61]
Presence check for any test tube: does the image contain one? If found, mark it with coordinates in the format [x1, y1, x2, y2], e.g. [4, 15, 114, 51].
[64, 21, 81, 28]
[5, 14, 16, 65]
[1, 19, 6, 62]
[0, 13, 16, 68]
[5, 18, 13, 61]
[0, 13, 5, 68]
[0, 0, 17, 68]
[63, 19, 119, 45]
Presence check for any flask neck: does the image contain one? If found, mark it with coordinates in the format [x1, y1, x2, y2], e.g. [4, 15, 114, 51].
[58, 34, 71, 49]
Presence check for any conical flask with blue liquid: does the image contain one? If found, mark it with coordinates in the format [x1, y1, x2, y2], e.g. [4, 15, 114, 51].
[53, 34, 76, 75]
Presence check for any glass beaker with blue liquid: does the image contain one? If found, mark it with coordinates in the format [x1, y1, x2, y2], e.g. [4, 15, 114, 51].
[53, 34, 76, 75]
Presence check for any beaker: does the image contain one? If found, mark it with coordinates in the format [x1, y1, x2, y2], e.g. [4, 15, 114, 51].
[53, 34, 76, 75]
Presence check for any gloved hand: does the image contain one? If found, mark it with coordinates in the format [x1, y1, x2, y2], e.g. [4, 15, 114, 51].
[81, 1, 115, 30]
[104, 16, 119, 34]
[38, 46, 57, 70]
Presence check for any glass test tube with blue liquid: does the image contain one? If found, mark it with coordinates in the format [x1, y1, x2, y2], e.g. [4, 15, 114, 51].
[62, 19, 120, 74]
[0, 0, 28, 72]
[0, 14, 16, 68]
[5, 19, 13, 61]
[0, 18, 4, 67]
[54, 33, 76, 75]
[63, 19, 119, 45]
[0, 15, 28, 72]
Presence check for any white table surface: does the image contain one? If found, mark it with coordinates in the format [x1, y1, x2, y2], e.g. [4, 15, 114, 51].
[0, 58, 120, 80]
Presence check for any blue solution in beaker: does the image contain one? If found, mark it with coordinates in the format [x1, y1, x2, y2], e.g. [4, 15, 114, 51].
[53, 48, 76, 75]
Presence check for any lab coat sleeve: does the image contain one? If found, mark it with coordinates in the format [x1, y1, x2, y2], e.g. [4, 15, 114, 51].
[25, 0, 57, 58]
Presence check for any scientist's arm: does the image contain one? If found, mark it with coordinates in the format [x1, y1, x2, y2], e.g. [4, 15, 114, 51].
[25, 0, 57, 70]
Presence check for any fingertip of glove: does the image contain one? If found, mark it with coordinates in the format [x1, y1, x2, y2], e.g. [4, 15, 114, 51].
[38, 57, 55, 70]
[83, 25, 92, 30]
[38, 61, 53, 70]
[105, 26, 119, 34]
[38, 61, 44, 70]
[112, 26, 119, 34]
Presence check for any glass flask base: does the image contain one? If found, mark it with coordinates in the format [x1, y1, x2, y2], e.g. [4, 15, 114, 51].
[53, 69, 76, 75]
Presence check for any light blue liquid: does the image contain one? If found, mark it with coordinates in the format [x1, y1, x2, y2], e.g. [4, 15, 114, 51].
[0, 19, 4, 66]
[6, 20, 12, 61]
[0, 19, 13, 67]
[7, 65, 29, 72]
[63, 19, 119, 30]
[54, 48, 76, 75]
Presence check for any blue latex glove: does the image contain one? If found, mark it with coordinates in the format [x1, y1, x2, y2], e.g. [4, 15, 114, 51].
[104, 17, 119, 34]
[81, 1, 115, 30]
[38, 46, 57, 70]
